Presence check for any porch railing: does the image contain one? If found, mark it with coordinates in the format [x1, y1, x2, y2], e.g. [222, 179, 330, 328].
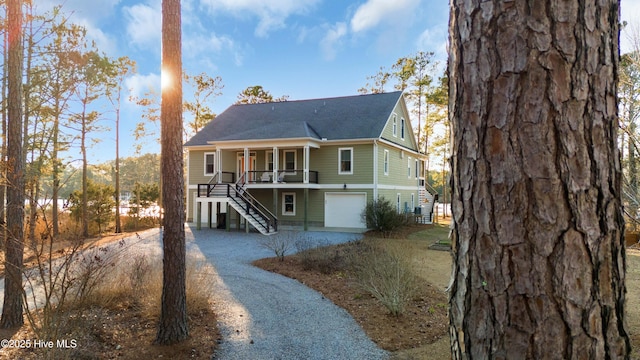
[206, 171, 235, 184]
[243, 170, 319, 184]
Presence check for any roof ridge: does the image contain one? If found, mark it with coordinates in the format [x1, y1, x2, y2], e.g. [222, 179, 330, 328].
[231, 91, 403, 107]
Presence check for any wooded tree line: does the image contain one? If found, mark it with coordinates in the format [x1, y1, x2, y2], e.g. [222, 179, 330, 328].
[0, 2, 275, 238]
[358, 51, 450, 206]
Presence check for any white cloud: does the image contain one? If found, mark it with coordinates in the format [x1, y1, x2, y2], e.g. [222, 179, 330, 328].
[416, 25, 448, 62]
[200, 0, 320, 37]
[125, 73, 160, 102]
[350, 0, 420, 33]
[123, 2, 161, 50]
[320, 22, 347, 60]
[183, 32, 244, 66]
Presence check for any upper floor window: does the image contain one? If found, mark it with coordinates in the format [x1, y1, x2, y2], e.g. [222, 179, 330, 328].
[204, 152, 215, 175]
[283, 150, 296, 172]
[266, 151, 274, 171]
[415, 159, 419, 178]
[339, 147, 353, 174]
[401, 118, 405, 139]
[392, 114, 397, 137]
[384, 150, 389, 175]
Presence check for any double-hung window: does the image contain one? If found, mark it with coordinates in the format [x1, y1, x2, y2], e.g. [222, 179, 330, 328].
[401, 118, 405, 139]
[282, 192, 295, 216]
[392, 114, 397, 137]
[204, 152, 215, 175]
[266, 151, 274, 171]
[339, 148, 353, 174]
[283, 150, 296, 173]
[384, 150, 389, 175]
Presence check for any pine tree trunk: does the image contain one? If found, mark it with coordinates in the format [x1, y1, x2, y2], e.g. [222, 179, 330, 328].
[115, 107, 121, 233]
[155, 0, 188, 345]
[448, 0, 630, 358]
[2, 0, 25, 328]
[0, 28, 7, 247]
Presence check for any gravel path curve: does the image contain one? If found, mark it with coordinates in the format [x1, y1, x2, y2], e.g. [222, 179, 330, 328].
[183, 226, 388, 360]
[0, 226, 387, 359]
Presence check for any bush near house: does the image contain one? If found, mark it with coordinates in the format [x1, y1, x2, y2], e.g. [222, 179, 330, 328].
[362, 197, 411, 237]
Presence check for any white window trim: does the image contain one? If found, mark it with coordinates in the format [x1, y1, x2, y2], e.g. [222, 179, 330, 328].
[266, 150, 274, 171]
[384, 150, 389, 176]
[396, 193, 401, 214]
[401, 118, 405, 140]
[411, 193, 415, 211]
[282, 192, 296, 216]
[204, 152, 216, 176]
[392, 114, 397, 137]
[283, 149, 297, 174]
[338, 147, 354, 175]
[415, 159, 419, 178]
[408, 156, 411, 178]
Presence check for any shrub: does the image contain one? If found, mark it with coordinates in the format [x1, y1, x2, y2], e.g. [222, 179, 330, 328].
[258, 231, 296, 261]
[349, 242, 419, 316]
[362, 197, 411, 237]
[295, 237, 346, 274]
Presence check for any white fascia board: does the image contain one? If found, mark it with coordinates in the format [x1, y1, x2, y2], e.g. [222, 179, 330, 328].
[377, 138, 425, 158]
[184, 145, 216, 151]
[208, 137, 321, 149]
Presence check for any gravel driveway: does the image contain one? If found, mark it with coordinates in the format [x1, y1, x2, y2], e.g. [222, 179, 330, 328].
[0, 226, 387, 359]
[184, 225, 388, 360]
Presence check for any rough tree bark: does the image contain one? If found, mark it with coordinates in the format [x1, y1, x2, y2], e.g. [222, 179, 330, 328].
[448, 0, 630, 358]
[155, 0, 188, 345]
[2, 0, 25, 328]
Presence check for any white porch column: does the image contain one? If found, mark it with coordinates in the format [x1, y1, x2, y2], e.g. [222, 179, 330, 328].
[373, 141, 378, 199]
[304, 145, 310, 184]
[243, 147, 249, 182]
[216, 149, 222, 183]
[272, 146, 279, 183]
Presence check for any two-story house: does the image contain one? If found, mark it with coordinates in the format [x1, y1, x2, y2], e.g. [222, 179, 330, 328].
[183, 91, 436, 234]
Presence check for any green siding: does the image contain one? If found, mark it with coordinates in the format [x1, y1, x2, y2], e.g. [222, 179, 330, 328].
[377, 144, 420, 187]
[376, 189, 418, 213]
[312, 144, 373, 184]
[380, 102, 419, 151]
[188, 150, 215, 185]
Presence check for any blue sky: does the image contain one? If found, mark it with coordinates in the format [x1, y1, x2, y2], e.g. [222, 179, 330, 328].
[39, 0, 640, 164]
[41, 0, 449, 164]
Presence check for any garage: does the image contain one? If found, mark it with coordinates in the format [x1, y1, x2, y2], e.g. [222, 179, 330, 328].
[324, 193, 367, 228]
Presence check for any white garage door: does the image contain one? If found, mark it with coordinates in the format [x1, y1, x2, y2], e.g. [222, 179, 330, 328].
[324, 193, 367, 228]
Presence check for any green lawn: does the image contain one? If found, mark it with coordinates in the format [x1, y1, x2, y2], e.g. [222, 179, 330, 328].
[408, 222, 451, 246]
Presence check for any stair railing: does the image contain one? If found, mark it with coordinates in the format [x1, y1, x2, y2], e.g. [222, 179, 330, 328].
[207, 171, 219, 184]
[227, 183, 278, 233]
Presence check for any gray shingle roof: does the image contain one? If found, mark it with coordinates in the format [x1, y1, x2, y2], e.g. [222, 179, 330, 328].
[184, 91, 403, 146]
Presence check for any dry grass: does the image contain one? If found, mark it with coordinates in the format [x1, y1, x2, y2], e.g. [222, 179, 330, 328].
[254, 223, 451, 353]
[0, 250, 219, 360]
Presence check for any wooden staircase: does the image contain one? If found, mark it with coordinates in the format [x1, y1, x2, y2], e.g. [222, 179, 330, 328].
[418, 182, 438, 224]
[197, 174, 278, 235]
